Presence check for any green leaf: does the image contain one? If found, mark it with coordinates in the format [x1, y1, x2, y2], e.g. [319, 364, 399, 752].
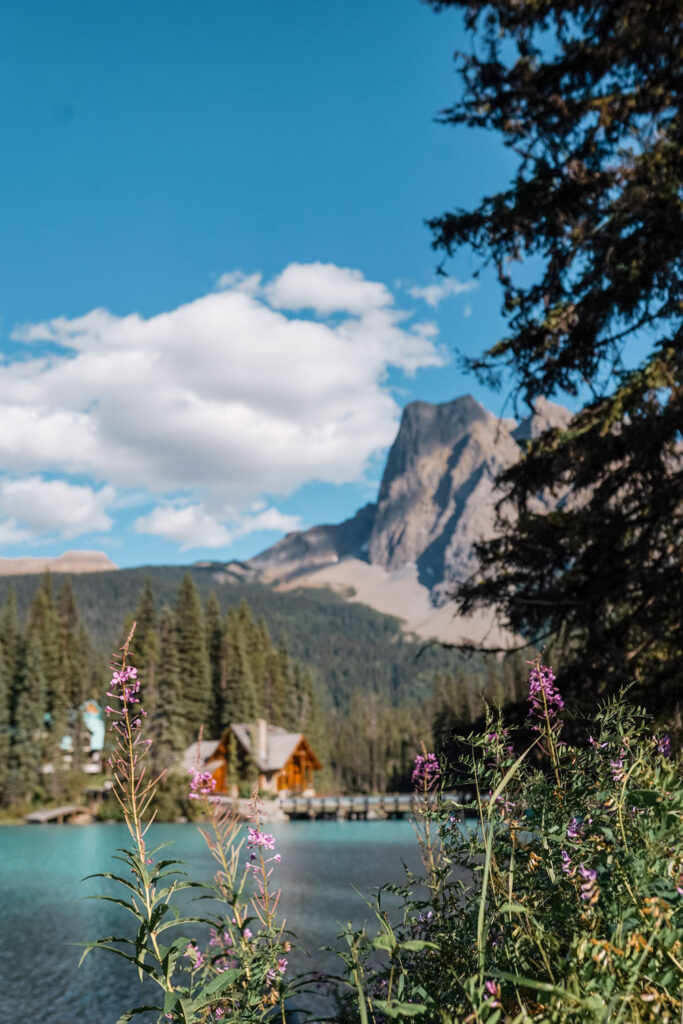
[114, 1007, 162, 1024]
[400, 940, 439, 951]
[372, 932, 397, 952]
[626, 789, 659, 807]
[81, 894, 141, 920]
[81, 871, 141, 896]
[191, 969, 244, 1011]
[499, 902, 530, 915]
[373, 999, 427, 1018]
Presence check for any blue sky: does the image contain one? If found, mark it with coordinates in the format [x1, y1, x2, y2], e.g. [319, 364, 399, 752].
[0, 0, 521, 567]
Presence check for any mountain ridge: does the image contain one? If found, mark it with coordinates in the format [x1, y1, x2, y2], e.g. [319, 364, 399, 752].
[243, 394, 571, 646]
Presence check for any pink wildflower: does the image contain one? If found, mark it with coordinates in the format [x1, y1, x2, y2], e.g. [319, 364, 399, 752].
[189, 770, 217, 800]
[247, 828, 275, 850]
[411, 752, 440, 790]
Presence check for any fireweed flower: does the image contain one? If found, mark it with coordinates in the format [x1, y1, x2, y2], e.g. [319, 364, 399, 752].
[184, 943, 205, 970]
[527, 663, 564, 732]
[247, 827, 275, 850]
[412, 752, 440, 790]
[189, 770, 217, 799]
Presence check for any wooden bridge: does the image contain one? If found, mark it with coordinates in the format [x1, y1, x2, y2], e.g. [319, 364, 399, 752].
[278, 792, 475, 821]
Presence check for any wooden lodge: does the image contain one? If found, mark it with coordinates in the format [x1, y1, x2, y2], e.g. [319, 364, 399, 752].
[184, 719, 322, 796]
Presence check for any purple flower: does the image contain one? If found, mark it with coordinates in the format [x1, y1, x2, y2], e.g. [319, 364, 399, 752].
[656, 735, 671, 757]
[527, 663, 564, 732]
[247, 827, 275, 850]
[578, 864, 599, 904]
[484, 980, 502, 1008]
[411, 752, 440, 790]
[566, 817, 581, 841]
[189, 770, 217, 799]
[278, 957, 288, 973]
[242, 927, 252, 940]
[184, 943, 205, 969]
[273, 853, 282, 863]
[560, 850, 575, 877]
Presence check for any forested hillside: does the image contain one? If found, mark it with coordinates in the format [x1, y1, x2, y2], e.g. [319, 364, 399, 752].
[0, 568, 527, 804]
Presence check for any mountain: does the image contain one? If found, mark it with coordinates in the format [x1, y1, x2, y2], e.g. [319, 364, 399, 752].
[0, 550, 117, 576]
[245, 395, 571, 647]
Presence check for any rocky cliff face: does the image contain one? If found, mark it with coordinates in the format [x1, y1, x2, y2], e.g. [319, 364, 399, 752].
[368, 396, 522, 601]
[247, 394, 571, 629]
[249, 501, 376, 582]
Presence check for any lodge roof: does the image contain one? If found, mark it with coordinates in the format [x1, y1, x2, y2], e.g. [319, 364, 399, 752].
[229, 722, 302, 773]
[183, 738, 222, 774]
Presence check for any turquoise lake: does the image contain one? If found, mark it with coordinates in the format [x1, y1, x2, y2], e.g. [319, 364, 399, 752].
[0, 819, 427, 1024]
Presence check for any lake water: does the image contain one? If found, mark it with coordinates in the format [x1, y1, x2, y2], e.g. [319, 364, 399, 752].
[0, 820, 425, 1024]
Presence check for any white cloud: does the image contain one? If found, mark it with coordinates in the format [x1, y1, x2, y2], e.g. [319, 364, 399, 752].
[240, 507, 301, 535]
[0, 476, 114, 540]
[408, 277, 477, 308]
[3, 264, 444, 515]
[266, 262, 393, 315]
[135, 501, 302, 550]
[0, 519, 30, 545]
[135, 503, 234, 550]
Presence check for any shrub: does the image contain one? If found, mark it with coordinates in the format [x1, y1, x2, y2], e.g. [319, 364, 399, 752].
[334, 660, 683, 1023]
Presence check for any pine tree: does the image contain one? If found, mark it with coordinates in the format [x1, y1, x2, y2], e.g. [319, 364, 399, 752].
[175, 573, 211, 743]
[0, 645, 9, 802]
[429, 0, 683, 709]
[9, 624, 48, 805]
[132, 581, 159, 708]
[276, 637, 299, 732]
[0, 589, 19, 801]
[29, 576, 66, 800]
[151, 606, 186, 773]
[0, 588, 19, 686]
[221, 617, 258, 727]
[204, 591, 223, 736]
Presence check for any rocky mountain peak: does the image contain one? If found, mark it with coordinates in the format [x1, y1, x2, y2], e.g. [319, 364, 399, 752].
[512, 396, 573, 442]
[247, 393, 571, 641]
[368, 396, 520, 592]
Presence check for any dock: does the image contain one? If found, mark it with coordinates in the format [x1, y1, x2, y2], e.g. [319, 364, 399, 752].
[278, 792, 473, 821]
[24, 804, 93, 824]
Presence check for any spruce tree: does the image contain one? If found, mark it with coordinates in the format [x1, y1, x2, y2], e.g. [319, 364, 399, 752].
[151, 606, 186, 773]
[132, 581, 159, 708]
[0, 588, 19, 686]
[428, 0, 683, 709]
[0, 645, 9, 802]
[175, 573, 211, 743]
[276, 637, 299, 732]
[204, 590, 223, 736]
[9, 623, 47, 805]
[221, 617, 258, 727]
[29, 576, 66, 800]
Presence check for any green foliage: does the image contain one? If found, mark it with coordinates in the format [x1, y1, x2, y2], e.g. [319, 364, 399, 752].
[0, 568, 512, 805]
[83, 628, 297, 1023]
[427, 0, 683, 712]
[334, 689, 683, 1023]
[175, 573, 211, 744]
[8, 617, 47, 804]
[150, 606, 186, 775]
